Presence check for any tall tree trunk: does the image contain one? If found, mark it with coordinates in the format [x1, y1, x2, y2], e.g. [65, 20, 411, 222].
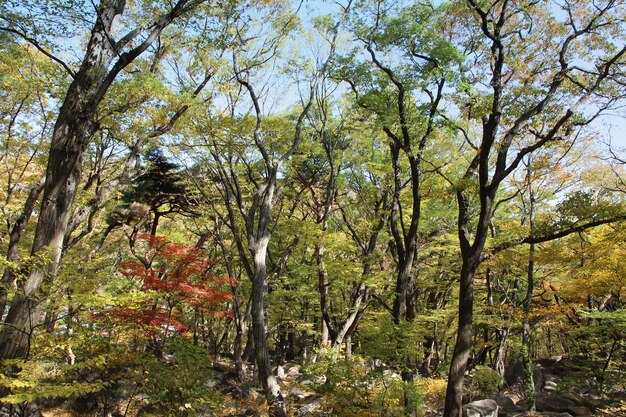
[522, 185, 536, 411]
[0, 0, 201, 360]
[332, 283, 367, 354]
[444, 259, 478, 417]
[317, 243, 335, 346]
[0, 0, 126, 359]
[248, 176, 287, 417]
[444, 152, 494, 417]
[492, 327, 509, 376]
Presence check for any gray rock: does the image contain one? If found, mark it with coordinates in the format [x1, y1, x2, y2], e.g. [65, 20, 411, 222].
[544, 380, 558, 392]
[504, 360, 543, 390]
[287, 366, 301, 376]
[276, 365, 285, 379]
[494, 393, 521, 416]
[536, 393, 576, 412]
[535, 393, 593, 416]
[290, 388, 305, 399]
[297, 400, 324, 416]
[462, 399, 499, 417]
[566, 406, 593, 416]
[383, 369, 401, 379]
[314, 374, 327, 384]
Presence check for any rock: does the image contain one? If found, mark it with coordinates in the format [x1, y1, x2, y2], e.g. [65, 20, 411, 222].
[504, 360, 543, 390]
[297, 400, 324, 416]
[383, 369, 400, 379]
[512, 413, 573, 417]
[535, 393, 593, 416]
[314, 374, 327, 384]
[575, 380, 592, 395]
[276, 365, 285, 379]
[537, 357, 563, 370]
[566, 406, 593, 416]
[494, 393, 521, 416]
[544, 374, 560, 383]
[559, 392, 589, 406]
[536, 393, 576, 412]
[462, 399, 499, 417]
[544, 380, 558, 392]
[612, 391, 626, 401]
[287, 366, 301, 376]
[290, 388, 305, 399]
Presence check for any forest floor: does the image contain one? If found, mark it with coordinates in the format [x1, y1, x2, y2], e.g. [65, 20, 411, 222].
[25, 356, 626, 417]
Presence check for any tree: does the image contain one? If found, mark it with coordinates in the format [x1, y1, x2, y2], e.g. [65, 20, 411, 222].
[0, 40, 61, 317]
[122, 148, 198, 236]
[0, 0, 210, 359]
[441, 1, 626, 415]
[98, 234, 234, 357]
[336, 2, 463, 411]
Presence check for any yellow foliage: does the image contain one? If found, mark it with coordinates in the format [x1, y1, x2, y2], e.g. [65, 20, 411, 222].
[595, 402, 626, 417]
[415, 377, 447, 403]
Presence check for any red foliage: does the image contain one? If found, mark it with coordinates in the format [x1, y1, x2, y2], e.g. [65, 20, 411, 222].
[97, 235, 236, 336]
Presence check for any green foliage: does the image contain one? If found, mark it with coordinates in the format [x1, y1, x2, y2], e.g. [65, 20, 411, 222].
[358, 313, 421, 368]
[467, 366, 504, 401]
[0, 345, 109, 405]
[132, 338, 222, 416]
[305, 356, 422, 417]
[2, 0, 626, 414]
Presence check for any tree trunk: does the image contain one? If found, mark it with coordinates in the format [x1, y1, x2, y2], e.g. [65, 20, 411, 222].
[247, 173, 287, 417]
[317, 243, 335, 346]
[250, 241, 287, 416]
[0, 0, 197, 359]
[522, 187, 536, 410]
[332, 283, 367, 354]
[0, 1, 126, 359]
[492, 327, 509, 376]
[444, 260, 477, 417]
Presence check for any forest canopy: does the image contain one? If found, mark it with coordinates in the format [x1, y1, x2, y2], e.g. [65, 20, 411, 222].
[0, 0, 625, 416]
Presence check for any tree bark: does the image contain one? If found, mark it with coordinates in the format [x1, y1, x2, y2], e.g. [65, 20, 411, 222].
[522, 183, 536, 411]
[247, 172, 287, 417]
[444, 258, 479, 417]
[0, 0, 126, 359]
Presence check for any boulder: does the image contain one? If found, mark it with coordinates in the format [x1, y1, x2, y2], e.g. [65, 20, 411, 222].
[314, 374, 327, 384]
[494, 393, 522, 416]
[535, 393, 593, 416]
[566, 406, 594, 416]
[462, 399, 499, 417]
[544, 380, 558, 392]
[289, 388, 316, 401]
[536, 393, 576, 412]
[383, 369, 401, 379]
[290, 387, 305, 399]
[504, 360, 543, 390]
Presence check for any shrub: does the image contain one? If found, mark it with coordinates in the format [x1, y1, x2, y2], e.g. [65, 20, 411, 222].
[467, 365, 503, 400]
[304, 356, 423, 417]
